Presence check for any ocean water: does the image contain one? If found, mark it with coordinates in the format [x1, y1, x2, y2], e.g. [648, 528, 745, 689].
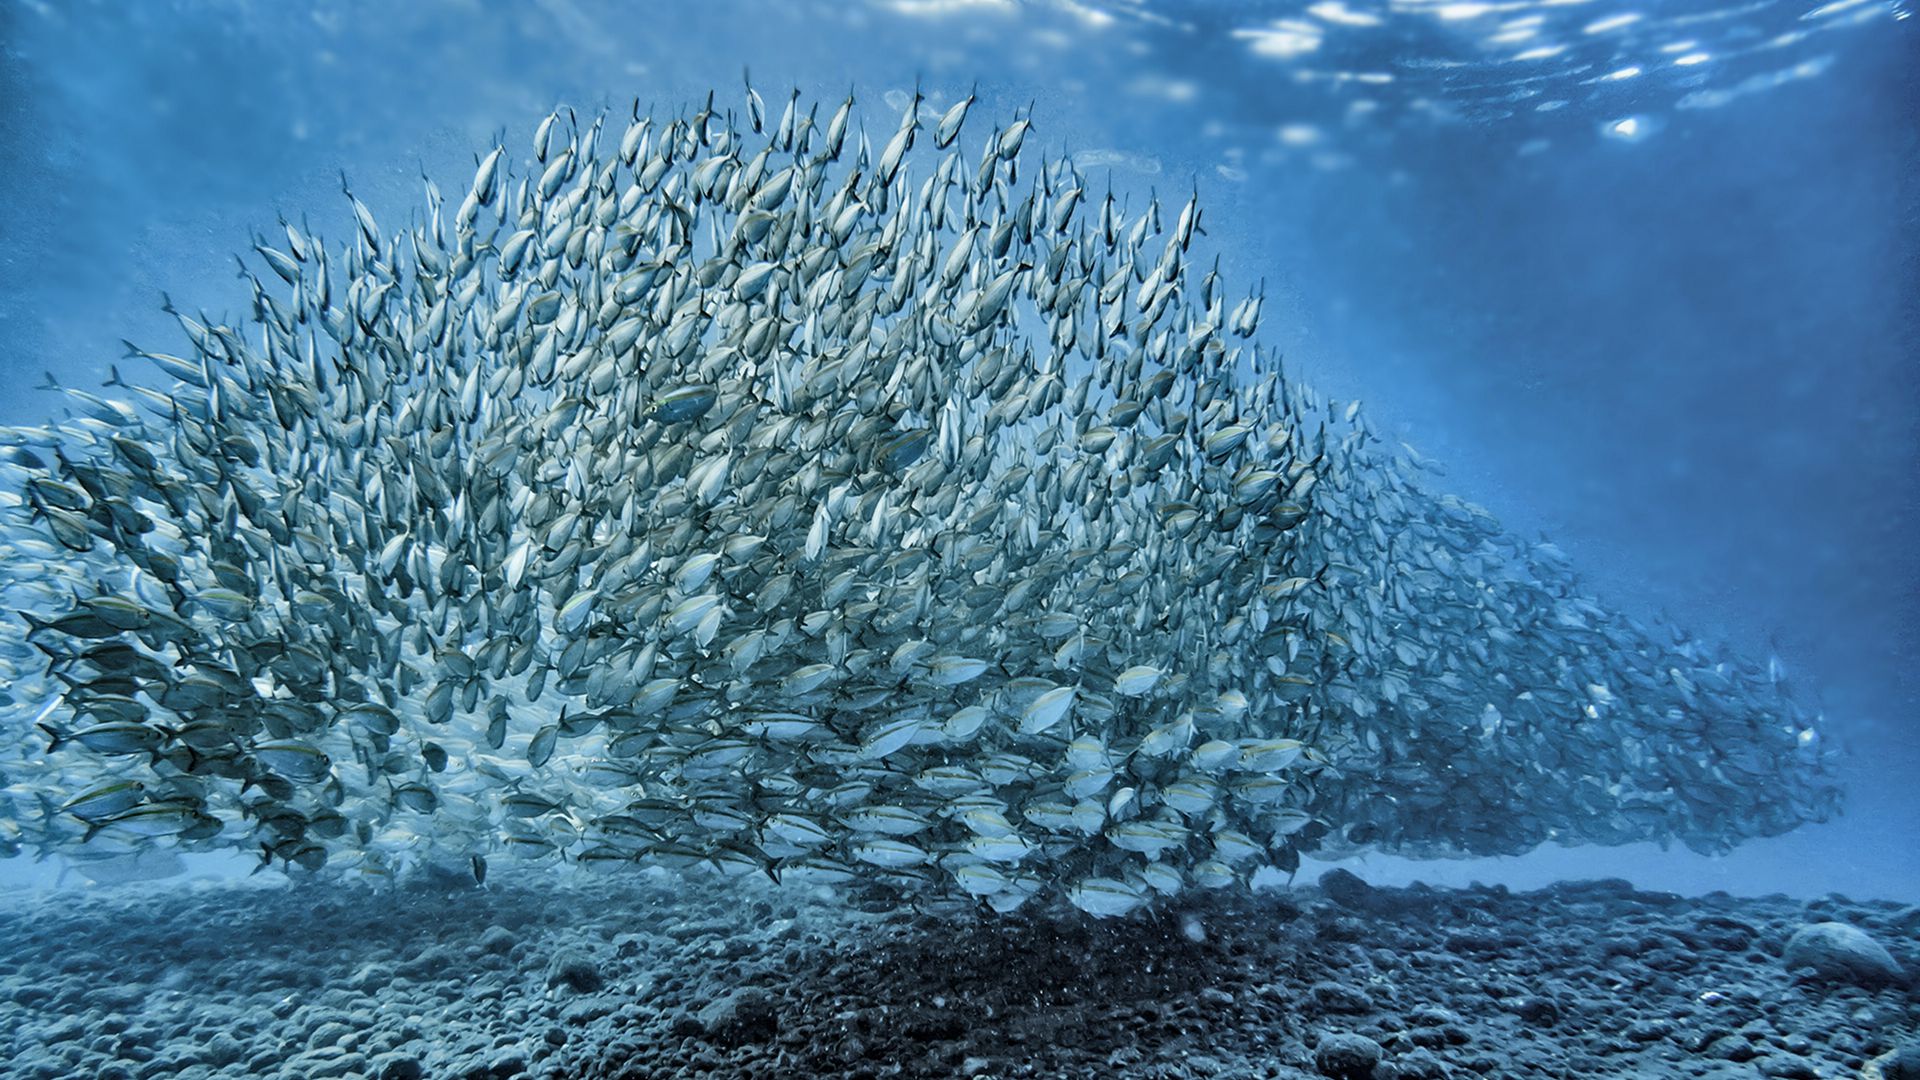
[0, 2, 1915, 1078]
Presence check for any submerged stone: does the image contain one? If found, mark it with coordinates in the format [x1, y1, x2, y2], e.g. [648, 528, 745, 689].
[1782, 922, 1903, 985]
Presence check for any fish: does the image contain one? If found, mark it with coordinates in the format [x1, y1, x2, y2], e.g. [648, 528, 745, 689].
[1113, 666, 1165, 696]
[60, 780, 148, 822]
[1068, 876, 1149, 918]
[0, 84, 1839, 915]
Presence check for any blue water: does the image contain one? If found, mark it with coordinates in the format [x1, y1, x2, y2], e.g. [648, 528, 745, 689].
[0, 0, 1913, 900]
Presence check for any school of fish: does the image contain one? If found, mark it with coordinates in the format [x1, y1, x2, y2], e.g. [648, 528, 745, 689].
[0, 84, 1841, 916]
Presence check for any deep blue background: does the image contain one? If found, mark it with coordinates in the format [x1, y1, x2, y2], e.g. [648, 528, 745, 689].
[0, 0, 1913, 897]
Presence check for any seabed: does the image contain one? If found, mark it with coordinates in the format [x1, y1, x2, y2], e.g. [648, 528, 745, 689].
[1, 870, 1914, 1080]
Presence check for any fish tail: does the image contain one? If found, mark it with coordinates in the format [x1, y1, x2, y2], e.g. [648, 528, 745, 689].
[35, 722, 66, 753]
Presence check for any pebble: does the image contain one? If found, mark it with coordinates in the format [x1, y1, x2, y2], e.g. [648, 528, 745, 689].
[1315, 1032, 1385, 1079]
[543, 951, 603, 994]
[1319, 869, 1378, 911]
[1506, 996, 1561, 1026]
[1756, 1053, 1820, 1079]
[697, 987, 779, 1045]
[1888, 1037, 1920, 1080]
[1311, 981, 1374, 1014]
[1381, 1047, 1448, 1080]
[370, 1052, 425, 1080]
[1782, 922, 1904, 985]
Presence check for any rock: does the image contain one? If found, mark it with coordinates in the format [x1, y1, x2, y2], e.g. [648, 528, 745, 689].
[41, 1016, 87, 1044]
[698, 987, 778, 1045]
[134, 1060, 179, 1080]
[1693, 915, 1762, 949]
[1406, 1005, 1463, 1027]
[668, 1012, 704, 1038]
[478, 926, 518, 955]
[1506, 996, 1559, 1026]
[98, 985, 147, 1011]
[344, 962, 393, 991]
[1406, 1004, 1472, 1046]
[394, 943, 462, 980]
[1623, 1018, 1673, 1043]
[1319, 869, 1376, 911]
[1441, 930, 1504, 955]
[283, 1047, 367, 1079]
[370, 1052, 424, 1080]
[560, 999, 616, 1026]
[1310, 981, 1373, 1014]
[455, 1052, 528, 1080]
[308, 1020, 354, 1049]
[1545, 878, 1638, 902]
[544, 950, 603, 993]
[1885, 1037, 1920, 1080]
[203, 1032, 246, 1067]
[484, 1052, 527, 1078]
[1315, 1032, 1384, 1079]
[1695, 1068, 1761, 1080]
[1781, 922, 1903, 985]
[1380, 1048, 1449, 1080]
[1755, 1054, 1818, 1079]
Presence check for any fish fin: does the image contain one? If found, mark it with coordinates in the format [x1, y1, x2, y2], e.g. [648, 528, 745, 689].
[35, 722, 66, 753]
